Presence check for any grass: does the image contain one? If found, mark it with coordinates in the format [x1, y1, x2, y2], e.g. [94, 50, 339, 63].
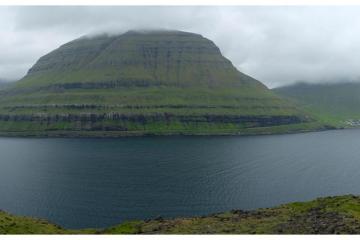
[0, 86, 321, 136]
[3, 195, 360, 234]
[0, 86, 323, 136]
[274, 82, 360, 127]
[0, 121, 327, 138]
[0, 31, 328, 136]
[0, 210, 67, 234]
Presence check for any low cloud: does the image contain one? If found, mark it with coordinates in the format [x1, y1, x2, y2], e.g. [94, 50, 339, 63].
[1, 6, 360, 87]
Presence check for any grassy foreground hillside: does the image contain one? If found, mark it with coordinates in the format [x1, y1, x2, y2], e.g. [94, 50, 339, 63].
[0, 30, 324, 136]
[274, 82, 360, 128]
[2, 195, 360, 234]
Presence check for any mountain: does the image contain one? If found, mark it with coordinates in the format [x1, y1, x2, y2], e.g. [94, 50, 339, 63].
[2, 195, 360, 234]
[274, 82, 360, 127]
[0, 30, 320, 136]
[0, 79, 14, 90]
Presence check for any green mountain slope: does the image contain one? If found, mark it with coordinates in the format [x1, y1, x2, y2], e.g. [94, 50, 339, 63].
[0, 30, 321, 136]
[274, 82, 360, 127]
[0, 80, 13, 90]
[2, 195, 360, 234]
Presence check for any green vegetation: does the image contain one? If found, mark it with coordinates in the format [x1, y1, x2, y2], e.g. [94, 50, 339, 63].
[0, 80, 13, 90]
[274, 82, 360, 127]
[0, 30, 325, 136]
[0, 210, 91, 234]
[3, 195, 360, 234]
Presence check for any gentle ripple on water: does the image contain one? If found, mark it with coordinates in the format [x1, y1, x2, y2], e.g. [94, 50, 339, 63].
[0, 129, 360, 228]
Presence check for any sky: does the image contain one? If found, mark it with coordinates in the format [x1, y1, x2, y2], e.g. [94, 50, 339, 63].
[1, 6, 360, 88]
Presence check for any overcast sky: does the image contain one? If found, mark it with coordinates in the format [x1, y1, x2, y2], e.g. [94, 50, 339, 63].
[1, 6, 360, 88]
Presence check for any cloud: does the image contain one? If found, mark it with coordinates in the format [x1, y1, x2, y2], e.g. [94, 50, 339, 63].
[1, 6, 360, 87]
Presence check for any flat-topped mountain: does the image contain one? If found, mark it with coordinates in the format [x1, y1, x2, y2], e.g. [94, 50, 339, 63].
[22, 30, 263, 89]
[0, 30, 320, 136]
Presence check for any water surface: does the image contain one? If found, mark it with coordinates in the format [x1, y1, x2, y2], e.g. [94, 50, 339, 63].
[0, 129, 359, 229]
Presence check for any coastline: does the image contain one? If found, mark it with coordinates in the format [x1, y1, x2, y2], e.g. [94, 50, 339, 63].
[2, 195, 360, 234]
[0, 122, 335, 138]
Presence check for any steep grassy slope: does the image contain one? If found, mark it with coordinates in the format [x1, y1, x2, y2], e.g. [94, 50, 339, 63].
[2, 195, 360, 234]
[274, 82, 360, 127]
[0, 30, 321, 136]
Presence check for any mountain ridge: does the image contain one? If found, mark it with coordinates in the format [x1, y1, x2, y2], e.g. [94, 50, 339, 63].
[21, 30, 264, 89]
[0, 30, 322, 136]
[274, 81, 360, 126]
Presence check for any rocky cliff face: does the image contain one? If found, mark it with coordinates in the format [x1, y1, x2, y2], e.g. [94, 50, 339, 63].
[0, 30, 317, 136]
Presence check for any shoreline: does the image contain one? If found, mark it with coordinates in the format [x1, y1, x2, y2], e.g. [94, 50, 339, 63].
[2, 194, 360, 234]
[0, 122, 337, 139]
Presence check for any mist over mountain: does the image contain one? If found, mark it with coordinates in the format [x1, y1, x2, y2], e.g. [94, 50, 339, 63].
[274, 81, 360, 126]
[0, 30, 320, 136]
[3, 6, 360, 87]
[0, 79, 15, 90]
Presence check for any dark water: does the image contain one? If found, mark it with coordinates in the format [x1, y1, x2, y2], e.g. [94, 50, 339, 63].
[1, 129, 360, 229]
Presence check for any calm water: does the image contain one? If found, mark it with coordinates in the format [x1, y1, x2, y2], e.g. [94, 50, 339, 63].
[1, 129, 360, 229]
